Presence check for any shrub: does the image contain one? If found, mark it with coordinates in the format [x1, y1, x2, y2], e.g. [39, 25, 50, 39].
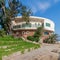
[18, 38, 23, 41]
[27, 36, 34, 41]
[0, 29, 6, 37]
[33, 37, 39, 42]
[27, 36, 39, 42]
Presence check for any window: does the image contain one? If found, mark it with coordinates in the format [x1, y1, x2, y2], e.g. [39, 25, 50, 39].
[46, 23, 50, 27]
[38, 23, 40, 27]
[13, 26, 17, 29]
[22, 31, 25, 34]
[35, 23, 37, 27]
[13, 25, 21, 29]
[26, 31, 29, 34]
[17, 25, 21, 28]
[22, 24, 25, 27]
[44, 32, 49, 35]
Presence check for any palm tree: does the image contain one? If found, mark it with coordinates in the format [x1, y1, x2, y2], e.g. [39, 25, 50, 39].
[50, 34, 58, 43]
[44, 34, 58, 44]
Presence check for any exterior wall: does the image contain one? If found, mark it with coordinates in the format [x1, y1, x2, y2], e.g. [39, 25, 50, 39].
[44, 19, 55, 31]
[12, 30, 35, 38]
[12, 29, 53, 40]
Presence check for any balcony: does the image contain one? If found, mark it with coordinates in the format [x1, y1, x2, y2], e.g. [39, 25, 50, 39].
[12, 23, 41, 30]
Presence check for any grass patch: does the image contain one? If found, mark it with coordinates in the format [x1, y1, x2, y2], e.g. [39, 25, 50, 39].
[0, 35, 40, 60]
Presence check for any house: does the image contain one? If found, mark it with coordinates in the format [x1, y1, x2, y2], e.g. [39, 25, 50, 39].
[11, 16, 55, 40]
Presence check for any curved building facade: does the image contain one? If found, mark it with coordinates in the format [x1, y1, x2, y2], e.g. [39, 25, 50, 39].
[11, 16, 55, 40]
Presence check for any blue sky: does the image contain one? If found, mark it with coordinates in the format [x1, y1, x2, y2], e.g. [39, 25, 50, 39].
[20, 0, 60, 35]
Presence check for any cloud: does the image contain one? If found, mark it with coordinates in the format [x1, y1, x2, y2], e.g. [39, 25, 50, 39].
[31, 0, 60, 13]
[27, 0, 60, 14]
[31, 1, 51, 13]
[37, 2, 51, 12]
[54, 0, 60, 3]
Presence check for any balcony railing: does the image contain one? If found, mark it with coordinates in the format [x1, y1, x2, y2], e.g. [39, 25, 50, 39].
[13, 23, 41, 29]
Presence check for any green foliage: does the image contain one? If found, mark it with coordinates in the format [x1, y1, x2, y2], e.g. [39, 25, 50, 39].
[34, 46, 39, 49]
[33, 37, 39, 42]
[0, 0, 32, 34]
[27, 36, 34, 41]
[0, 35, 40, 59]
[0, 0, 22, 34]
[34, 26, 43, 38]
[27, 36, 39, 42]
[0, 29, 6, 37]
[27, 25, 44, 42]
[21, 5, 32, 24]
[43, 34, 58, 44]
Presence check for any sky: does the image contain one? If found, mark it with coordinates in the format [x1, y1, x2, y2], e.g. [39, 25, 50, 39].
[20, 0, 60, 35]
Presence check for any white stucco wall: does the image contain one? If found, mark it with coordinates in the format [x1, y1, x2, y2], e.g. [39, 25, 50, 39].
[44, 19, 55, 31]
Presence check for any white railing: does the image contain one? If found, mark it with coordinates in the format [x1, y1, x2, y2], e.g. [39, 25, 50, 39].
[12, 24, 41, 30]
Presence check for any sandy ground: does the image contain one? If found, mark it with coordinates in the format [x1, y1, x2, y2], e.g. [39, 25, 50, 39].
[2, 44, 60, 60]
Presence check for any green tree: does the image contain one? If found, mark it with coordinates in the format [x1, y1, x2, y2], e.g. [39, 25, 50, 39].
[0, 0, 21, 34]
[27, 23, 44, 42]
[34, 23, 44, 41]
[0, 0, 32, 35]
[0, 0, 6, 34]
[34, 26, 43, 37]
[21, 6, 32, 24]
[5, 0, 22, 34]
[27, 24, 44, 42]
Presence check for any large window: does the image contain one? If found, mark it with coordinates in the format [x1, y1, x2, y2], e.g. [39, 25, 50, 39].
[38, 23, 40, 27]
[46, 23, 50, 27]
[22, 23, 31, 27]
[13, 25, 21, 29]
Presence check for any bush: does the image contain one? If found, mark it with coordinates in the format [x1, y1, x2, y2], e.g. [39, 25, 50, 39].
[27, 36, 39, 42]
[0, 29, 6, 37]
[34, 37, 39, 42]
[27, 36, 34, 41]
